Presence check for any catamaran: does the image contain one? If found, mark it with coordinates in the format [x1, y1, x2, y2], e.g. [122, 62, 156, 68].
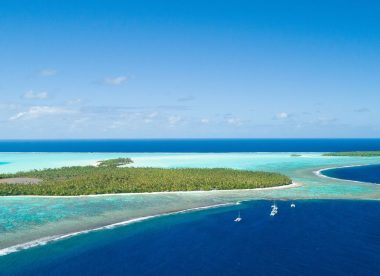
[234, 211, 242, 222]
[270, 202, 278, 216]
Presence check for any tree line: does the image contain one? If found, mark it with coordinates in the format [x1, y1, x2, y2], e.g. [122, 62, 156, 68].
[0, 159, 292, 196]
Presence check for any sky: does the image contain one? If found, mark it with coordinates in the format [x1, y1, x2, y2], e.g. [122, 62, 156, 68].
[0, 0, 379, 139]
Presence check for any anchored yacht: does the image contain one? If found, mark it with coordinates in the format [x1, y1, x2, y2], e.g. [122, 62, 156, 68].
[234, 211, 242, 222]
[270, 203, 278, 216]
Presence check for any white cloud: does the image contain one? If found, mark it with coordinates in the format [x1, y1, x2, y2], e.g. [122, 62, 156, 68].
[275, 112, 289, 120]
[200, 118, 210, 124]
[66, 98, 82, 105]
[222, 113, 244, 126]
[316, 117, 337, 125]
[168, 115, 182, 126]
[23, 90, 48, 99]
[9, 106, 74, 121]
[68, 117, 90, 130]
[226, 117, 243, 126]
[109, 120, 125, 129]
[144, 112, 158, 123]
[104, 76, 128, 86]
[353, 108, 370, 113]
[177, 96, 195, 102]
[39, 69, 57, 77]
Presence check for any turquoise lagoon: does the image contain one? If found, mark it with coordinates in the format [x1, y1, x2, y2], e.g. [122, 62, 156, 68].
[1, 152, 380, 255]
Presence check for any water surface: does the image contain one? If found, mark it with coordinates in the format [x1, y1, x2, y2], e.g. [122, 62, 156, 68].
[1, 152, 380, 253]
[2, 200, 380, 276]
[2, 139, 380, 274]
[322, 164, 380, 184]
[1, 138, 380, 152]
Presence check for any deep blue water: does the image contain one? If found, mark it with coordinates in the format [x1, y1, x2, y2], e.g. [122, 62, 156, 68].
[0, 139, 380, 152]
[322, 164, 380, 184]
[2, 200, 380, 276]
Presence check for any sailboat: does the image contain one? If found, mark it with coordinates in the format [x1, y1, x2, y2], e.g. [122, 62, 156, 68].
[234, 211, 242, 222]
[270, 202, 278, 216]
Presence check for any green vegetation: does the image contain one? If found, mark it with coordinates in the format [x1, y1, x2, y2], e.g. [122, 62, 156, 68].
[323, 151, 380, 157]
[97, 158, 133, 167]
[290, 154, 302, 157]
[0, 159, 292, 196]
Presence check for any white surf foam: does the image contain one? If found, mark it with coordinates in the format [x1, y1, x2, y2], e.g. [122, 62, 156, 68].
[0, 202, 234, 257]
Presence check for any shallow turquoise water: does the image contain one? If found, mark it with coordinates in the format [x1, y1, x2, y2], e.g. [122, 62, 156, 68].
[1, 152, 380, 254]
[0, 152, 134, 173]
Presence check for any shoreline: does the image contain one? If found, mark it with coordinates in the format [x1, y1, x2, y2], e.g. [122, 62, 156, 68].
[0, 183, 301, 256]
[2, 195, 380, 257]
[0, 202, 236, 257]
[314, 163, 380, 184]
[2, 182, 302, 198]
[2, 154, 380, 259]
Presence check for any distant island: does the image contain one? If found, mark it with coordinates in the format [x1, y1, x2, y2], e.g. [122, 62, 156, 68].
[0, 158, 292, 196]
[323, 151, 380, 157]
[97, 158, 133, 167]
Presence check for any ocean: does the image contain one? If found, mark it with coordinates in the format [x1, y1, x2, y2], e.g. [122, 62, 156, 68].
[0, 138, 380, 152]
[322, 164, 380, 185]
[2, 200, 380, 275]
[1, 139, 380, 275]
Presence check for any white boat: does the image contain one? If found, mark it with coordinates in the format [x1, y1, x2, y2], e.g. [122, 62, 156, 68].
[270, 209, 277, 216]
[270, 203, 278, 216]
[234, 211, 242, 222]
[290, 203, 296, 208]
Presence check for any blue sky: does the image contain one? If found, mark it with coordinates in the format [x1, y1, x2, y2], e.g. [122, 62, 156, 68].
[1, 0, 379, 138]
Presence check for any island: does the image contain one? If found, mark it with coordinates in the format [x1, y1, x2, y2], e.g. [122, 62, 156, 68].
[323, 151, 380, 157]
[0, 158, 292, 196]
